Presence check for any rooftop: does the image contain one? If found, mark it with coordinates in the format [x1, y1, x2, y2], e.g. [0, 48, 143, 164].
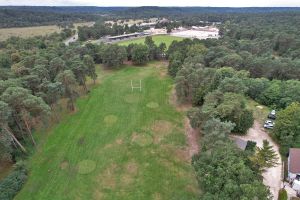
[289, 148, 300, 173]
[232, 137, 248, 150]
[107, 32, 148, 40]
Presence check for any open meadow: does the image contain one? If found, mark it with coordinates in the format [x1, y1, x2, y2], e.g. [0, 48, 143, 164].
[0, 22, 93, 41]
[117, 35, 184, 47]
[15, 62, 198, 200]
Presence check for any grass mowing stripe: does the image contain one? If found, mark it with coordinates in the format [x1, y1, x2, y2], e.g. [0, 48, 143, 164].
[16, 62, 198, 200]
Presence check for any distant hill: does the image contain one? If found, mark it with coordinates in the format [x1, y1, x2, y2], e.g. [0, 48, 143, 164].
[0, 6, 129, 13]
[0, 8, 98, 28]
[116, 6, 300, 17]
[0, 6, 300, 28]
[2, 6, 300, 15]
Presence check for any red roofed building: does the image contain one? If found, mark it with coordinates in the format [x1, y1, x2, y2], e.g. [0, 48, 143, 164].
[288, 148, 300, 182]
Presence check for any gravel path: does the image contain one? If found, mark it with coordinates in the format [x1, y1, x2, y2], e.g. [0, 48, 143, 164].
[64, 33, 78, 46]
[232, 121, 282, 199]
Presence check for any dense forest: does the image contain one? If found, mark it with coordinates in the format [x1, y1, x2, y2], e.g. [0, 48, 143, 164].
[165, 11, 300, 199]
[1, 6, 300, 28]
[1, 6, 300, 200]
[0, 8, 98, 28]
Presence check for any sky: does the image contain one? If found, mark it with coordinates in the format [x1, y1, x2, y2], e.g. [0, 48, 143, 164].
[0, 0, 300, 7]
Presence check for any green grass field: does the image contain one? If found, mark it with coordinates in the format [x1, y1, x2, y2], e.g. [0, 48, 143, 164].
[16, 62, 198, 200]
[117, 35, 183, 47]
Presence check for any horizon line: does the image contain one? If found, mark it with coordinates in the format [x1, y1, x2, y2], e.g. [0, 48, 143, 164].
[0, 5, 300, 8]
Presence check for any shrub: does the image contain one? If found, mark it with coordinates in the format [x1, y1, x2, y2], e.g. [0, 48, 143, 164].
[131, 44, 149, 65]
[0, 161, 28, 200]
[245, 140, 257, 152]
[278, 188, 288, 200]
[233, 109, 254, 134]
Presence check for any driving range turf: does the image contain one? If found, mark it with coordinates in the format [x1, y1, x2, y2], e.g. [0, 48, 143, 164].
[16, 61, 198, 200]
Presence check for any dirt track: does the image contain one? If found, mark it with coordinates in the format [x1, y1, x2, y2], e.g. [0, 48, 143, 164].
[184, 118, 199, 159]
[232, 121, 282, 199]
[169, 87, 200, 159]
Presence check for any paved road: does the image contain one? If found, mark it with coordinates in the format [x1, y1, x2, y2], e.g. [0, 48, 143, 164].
[64, 33, 78, 46]
[233, 121, 282, 199]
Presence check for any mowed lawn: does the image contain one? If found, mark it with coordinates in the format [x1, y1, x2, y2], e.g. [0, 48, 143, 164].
[16, 62, 198, 200]
[117, 35, 183, 47]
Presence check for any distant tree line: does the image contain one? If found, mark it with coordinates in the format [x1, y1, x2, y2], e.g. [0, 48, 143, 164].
[0, 8, 98, 28]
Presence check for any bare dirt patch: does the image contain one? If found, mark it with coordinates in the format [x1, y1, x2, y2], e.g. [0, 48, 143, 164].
[60, 161, 69, 170]
[125, 161, 139, 175]
[93, 190, 104, 200]
[97, 163, 118, 189]
[155, 63, 168, 78]
[120, 174, 134, 185]
[151, 120, 173, 144]
[184, 118, 200, 159]
[169, 87, 192, 112]
[120, 161, 139, 186]
[159, 70, 167, 78]
[151, 120, 173, 133]
[175, 148, 190, 162]
[131, 132, 153, 146]
[116, 138, 123, 145]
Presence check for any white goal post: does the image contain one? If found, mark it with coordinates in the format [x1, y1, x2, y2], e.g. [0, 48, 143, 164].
[131, 80, 142, 92]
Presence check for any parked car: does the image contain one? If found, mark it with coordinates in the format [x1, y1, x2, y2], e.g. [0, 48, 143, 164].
[264, 120, 275, 129]
[268, 110, 276, 120]
[265, 120, 273, 124]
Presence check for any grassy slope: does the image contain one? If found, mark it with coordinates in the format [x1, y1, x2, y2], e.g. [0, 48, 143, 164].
[0, 22, 93, 41]
[16, 62, 198, 200]
[246, 98, 270, 124]
[117, 35, 183, 47]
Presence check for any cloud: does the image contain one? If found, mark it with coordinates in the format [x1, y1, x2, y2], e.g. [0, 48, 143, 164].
[0, 0, 299, 7]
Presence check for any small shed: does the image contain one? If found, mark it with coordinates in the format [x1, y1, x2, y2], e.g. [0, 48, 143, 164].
[232, 138, 248, 150]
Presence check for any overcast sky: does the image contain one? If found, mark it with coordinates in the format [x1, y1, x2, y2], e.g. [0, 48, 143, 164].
[0, 0, 300, 7]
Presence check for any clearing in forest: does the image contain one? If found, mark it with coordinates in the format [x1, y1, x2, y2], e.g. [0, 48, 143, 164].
[15, 61, 198, 200]
[117, 35, 183, 47]
[0, 22, 94, 41]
